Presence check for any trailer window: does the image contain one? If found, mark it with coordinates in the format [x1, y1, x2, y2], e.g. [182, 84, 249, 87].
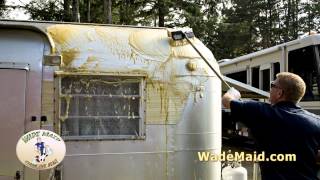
[226, 70, 247, 84]
[288, 45, 320, 101]
[251, 67, 259, 88]
[261, 69, 270, 91]
[58, 75, 145, 140]
[273, 62, 280, 80]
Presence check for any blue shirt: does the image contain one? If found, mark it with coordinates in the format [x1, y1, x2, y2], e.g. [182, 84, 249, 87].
[35, 142, 45, 155]
[230, 100, 320, 180]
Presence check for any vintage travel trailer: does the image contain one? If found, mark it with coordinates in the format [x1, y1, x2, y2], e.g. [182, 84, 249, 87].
[219, 34, 320, 115]
[0, 20, 223, 180]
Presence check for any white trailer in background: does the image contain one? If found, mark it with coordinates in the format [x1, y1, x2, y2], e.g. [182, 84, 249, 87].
[0, 20, 223, 180]
[219, 34, 320, 180]
[219, 34, 320, 115]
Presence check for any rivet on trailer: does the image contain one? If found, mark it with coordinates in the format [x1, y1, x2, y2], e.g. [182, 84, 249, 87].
[0, 20, 266, 180]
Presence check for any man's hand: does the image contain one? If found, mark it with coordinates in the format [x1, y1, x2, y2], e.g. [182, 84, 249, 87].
[222, 87, 241, 109]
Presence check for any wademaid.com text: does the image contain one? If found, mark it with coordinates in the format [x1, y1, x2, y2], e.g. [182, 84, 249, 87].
[198, 151, 296, 162]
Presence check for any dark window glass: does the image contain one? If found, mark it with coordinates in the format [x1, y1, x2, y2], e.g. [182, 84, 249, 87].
[273, 62, 280, 80]
[251, 67, 260, 88]
[288, 46, 320, 101]
[262, 69, 270, 91]
[226, 71, 247, 84]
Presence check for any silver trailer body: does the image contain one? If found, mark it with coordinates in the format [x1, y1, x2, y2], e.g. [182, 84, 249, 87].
[0, 20, 221, 180]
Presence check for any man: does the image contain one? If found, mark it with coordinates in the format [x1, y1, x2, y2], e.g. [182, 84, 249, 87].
[222, 72, 320, 180]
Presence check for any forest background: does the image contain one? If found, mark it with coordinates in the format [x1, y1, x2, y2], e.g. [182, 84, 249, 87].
[0, 0, 319, 60]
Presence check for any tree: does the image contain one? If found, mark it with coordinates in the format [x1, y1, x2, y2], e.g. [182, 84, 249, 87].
[280, 0, 302, 41]
[87, 0, 91, 22]
[135, 0, 176, 27]
[72, 0, 80, 22]
[212, 0, 260, 59]
[25, 0, 64, 21]
[0, 0, 5, 17]
[256, 0, 282, 48]
[103, 0, 112, 23]
[114, 0, 144, 25]
[300, 0, 319, 34]
[63, 0, 72, 21]
[313, 0, 320, 31]
[22, 0, 320, 62]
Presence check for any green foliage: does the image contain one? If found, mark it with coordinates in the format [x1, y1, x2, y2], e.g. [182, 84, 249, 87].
[212, 0, 320, 59]
[22, 0, 320, 60]
[25, 0, 64, 21]
[0, 0, 8, 18]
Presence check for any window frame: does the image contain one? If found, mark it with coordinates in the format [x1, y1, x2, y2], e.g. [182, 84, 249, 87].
[54, 72, 146, 141]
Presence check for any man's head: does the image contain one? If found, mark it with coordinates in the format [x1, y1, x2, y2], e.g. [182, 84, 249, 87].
[269, 72, 306, 105]
[37, 137, 42, 143]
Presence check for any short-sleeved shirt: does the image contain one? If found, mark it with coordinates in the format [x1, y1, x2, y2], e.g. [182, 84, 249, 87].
[230, 100, 320, 180]
[35, 142, 45, 154]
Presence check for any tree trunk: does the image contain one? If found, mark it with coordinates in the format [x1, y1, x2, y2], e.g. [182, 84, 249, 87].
[108, 0, 112, 23]
[0, 0, 4, 17]
[0, 0, 5, 7]
[158, 0, 165, 27]
[72, 0, 80, 22]
[104, 0, 112, 24]
[285, 0, 290, 41]
[268, 0, 272, 47]
[277, 3, 282, 42]
[293, 0, 299, 38]
[63, 0, 72, 21]
[307, 2, 311, 33]
[119, 0, 124, 24]
[87, 0, 91, 22]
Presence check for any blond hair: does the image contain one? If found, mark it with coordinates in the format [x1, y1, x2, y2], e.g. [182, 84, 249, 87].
[276, 72, 306, 104]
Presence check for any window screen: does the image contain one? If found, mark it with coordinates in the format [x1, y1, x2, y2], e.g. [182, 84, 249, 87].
[58, 75, 145, 140]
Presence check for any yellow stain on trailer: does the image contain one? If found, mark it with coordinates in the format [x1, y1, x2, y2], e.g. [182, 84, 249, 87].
[146, 81, 188, 124]
[45, 24, 216, 124]
[129, 29, 171, 61]
[61, 48, 80, 66]
[95, 26, 134, 61]
[47, 25, 80, 45]
[79, 56, 99, 69]
[59, 94, 72, 122]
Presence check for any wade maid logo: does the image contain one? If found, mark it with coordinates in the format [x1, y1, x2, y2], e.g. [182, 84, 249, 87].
[16, 130, 66, 170]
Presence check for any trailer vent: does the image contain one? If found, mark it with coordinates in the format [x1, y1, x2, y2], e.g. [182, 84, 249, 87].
[57, 75, 145, 140]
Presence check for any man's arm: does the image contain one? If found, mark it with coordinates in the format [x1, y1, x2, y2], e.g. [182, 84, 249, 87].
[222, 88, 268, 129]
[222, 88, 241, 109]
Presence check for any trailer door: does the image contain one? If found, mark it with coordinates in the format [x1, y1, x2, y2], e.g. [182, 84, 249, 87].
[0, 69, 26, 180]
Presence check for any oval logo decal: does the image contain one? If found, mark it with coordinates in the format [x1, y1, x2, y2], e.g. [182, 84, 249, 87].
[16, 130, 66, 170]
